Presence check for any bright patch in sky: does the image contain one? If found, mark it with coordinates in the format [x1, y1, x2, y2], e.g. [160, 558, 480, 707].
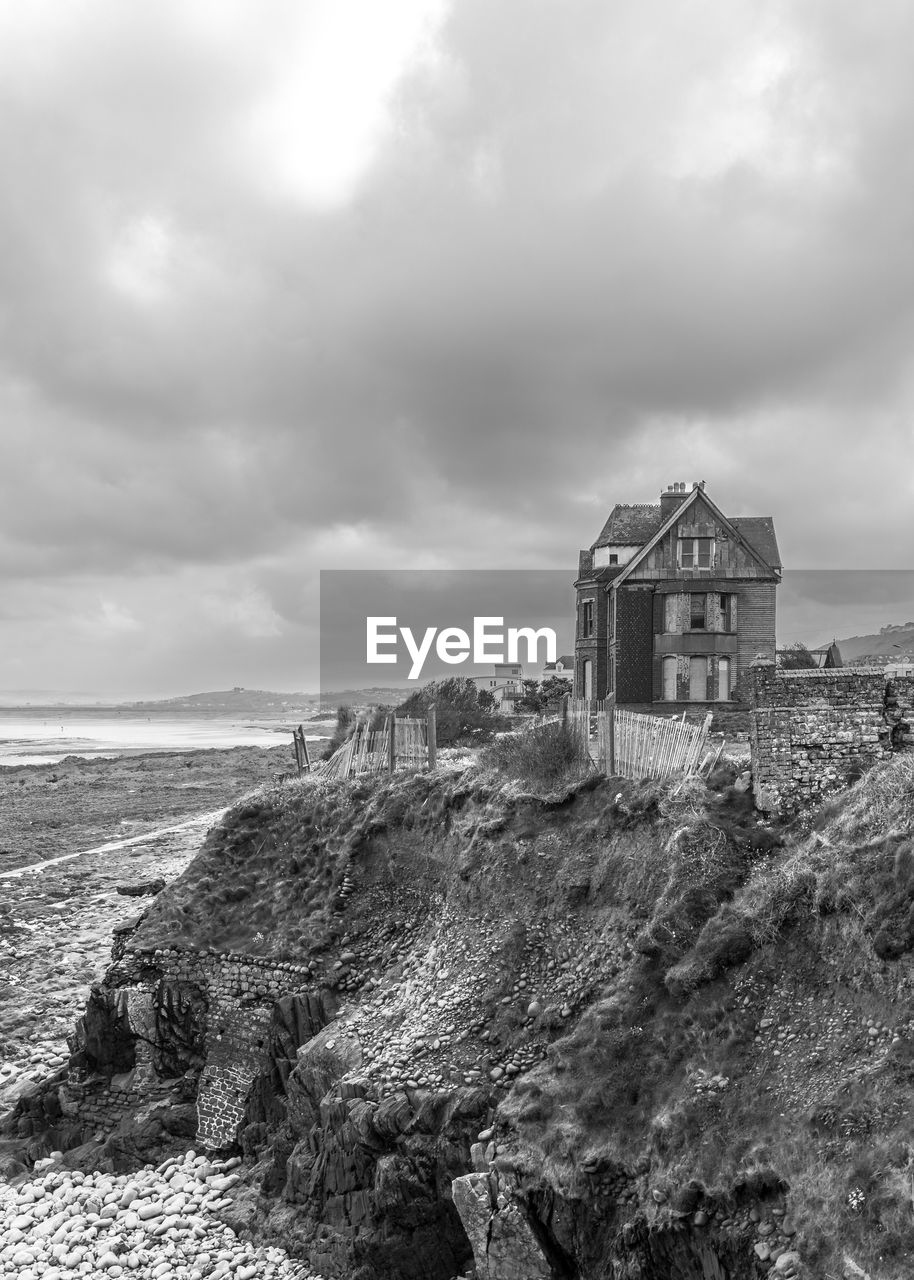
[243, 0, 447, 207]
[106, 215, 175, 305]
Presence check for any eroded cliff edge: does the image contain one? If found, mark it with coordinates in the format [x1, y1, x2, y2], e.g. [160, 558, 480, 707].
[5, 754, 914, 1280]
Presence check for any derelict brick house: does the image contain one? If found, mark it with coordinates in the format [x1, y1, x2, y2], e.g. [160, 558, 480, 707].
[574, 481, 780, 709]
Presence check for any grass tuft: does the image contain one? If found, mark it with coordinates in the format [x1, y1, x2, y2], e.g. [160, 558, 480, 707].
[482, 721, 593, 792]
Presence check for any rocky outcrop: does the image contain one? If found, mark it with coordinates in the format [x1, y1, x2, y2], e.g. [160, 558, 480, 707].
[451, 1172, 553, 1279]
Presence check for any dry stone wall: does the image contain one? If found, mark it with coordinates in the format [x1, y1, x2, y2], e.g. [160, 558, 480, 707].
[89, 942, 331, 1151]
[748, 659, 914, 814]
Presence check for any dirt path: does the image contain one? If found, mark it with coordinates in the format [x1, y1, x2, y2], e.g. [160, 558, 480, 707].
[0, 809, 227, 880]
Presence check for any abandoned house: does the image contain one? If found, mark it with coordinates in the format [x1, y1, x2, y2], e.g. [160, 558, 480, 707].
[574, 481, 781, 708]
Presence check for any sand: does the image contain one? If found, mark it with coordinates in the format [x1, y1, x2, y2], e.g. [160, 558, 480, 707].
[0, 742, 322, 1112]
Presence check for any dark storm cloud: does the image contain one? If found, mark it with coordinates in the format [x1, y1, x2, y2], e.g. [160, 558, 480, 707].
[1, 0, 913, 689]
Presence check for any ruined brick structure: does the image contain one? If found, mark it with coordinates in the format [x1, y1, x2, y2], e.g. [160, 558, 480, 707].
[575, 481, 780, 713]
[748, 659, 914, 814]
[71, 942, 333, 1150]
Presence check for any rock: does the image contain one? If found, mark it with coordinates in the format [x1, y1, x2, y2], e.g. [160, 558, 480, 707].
[451, 1173, 552, 1280]
[115, 878, 166, 897]
[774, 1251, 801, 1274]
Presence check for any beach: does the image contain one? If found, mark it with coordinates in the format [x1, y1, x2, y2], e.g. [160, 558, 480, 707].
[0, 738, 325, 1110]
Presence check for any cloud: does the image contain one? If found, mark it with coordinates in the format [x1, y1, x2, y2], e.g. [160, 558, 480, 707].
[1, 0, 913, 689]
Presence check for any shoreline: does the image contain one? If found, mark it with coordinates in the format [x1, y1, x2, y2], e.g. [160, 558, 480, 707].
[0, 737, 329, 1112]
[0, 742, 313, 874]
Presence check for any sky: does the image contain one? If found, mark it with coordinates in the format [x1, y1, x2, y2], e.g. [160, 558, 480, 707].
[1, 0, 913, 696]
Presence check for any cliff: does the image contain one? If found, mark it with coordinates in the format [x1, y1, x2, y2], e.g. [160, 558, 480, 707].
[5, 752, 914, 1280]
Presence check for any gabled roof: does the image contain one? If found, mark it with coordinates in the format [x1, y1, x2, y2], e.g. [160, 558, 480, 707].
[592, 504, 664, 549]
[730, 517, 781, 570]
[611, 486, 780, 586]
[545, 655, 575, 670]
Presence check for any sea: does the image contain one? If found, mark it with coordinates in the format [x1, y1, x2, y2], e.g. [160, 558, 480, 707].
[0, 713, 333, 767]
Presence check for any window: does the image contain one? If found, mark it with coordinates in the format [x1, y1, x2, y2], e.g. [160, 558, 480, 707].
[664, 594, 679, 633]
[582, 659, 593, 701]
[663, 656, 678, 700]
[717, 657, 731, 701]
[580, 599, 594, 637]
[720, 593, 735, 632]
[689, 593, 707, 629]
[608, 553, 618, 564]
[679, 537, 714, 569]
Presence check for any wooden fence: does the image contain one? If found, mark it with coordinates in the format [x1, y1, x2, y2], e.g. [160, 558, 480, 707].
[562, 697, 714, 781]
[312, 708, 437, 781]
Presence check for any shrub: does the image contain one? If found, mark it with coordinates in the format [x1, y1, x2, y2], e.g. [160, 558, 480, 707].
[778, 642, 819, 669]
[483, 721, 591, 791]
[396, 676, 506, 745]
[323, 705, 355, 759]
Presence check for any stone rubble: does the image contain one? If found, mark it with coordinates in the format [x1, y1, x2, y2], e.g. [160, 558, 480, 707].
[0, 1148, 315, 1280]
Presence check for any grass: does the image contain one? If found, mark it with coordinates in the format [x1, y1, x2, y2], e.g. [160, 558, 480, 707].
[666, 756, 914, 993]
[482, 721, 593, 792]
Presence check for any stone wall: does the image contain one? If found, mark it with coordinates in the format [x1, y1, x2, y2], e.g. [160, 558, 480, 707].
[748, 660, 914, 814]
[95, 943, 332, 1151]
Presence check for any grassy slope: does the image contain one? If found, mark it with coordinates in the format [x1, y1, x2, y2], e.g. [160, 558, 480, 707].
[131, 753, 914, 1278]
[502, 757, 914, 1278]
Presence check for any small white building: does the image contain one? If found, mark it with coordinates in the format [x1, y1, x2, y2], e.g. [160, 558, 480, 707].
[542, 654, 575, 681]
[472, 662, 525, 712]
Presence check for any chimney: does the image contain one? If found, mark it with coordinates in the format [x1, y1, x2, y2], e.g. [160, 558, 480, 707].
[660, 482, 687, 520]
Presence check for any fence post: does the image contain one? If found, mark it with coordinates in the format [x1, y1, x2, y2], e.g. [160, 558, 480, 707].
[426, 704, 437, 772]
[301, 732, 311, 773]
[388, 714, 397, 774]
[561, 693, 569, 728]
[293, 727, 303, 777]
[607, 700, 616, 775]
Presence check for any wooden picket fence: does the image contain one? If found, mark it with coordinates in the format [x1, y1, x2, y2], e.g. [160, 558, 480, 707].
[562, 697, 714, 781]
[315, 710, 437, 781]
[606, 707, 712, 780]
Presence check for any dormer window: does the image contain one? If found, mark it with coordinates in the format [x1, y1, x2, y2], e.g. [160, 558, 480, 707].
[679, 537, 714, 569]
[608, 553, 618, 564]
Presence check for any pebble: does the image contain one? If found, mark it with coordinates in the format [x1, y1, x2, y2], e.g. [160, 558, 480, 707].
[0, 1150, 315, 1280]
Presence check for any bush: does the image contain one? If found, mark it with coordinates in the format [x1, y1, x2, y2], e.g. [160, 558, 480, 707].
[323, 705, 355, 759]
[396, 676, 506, 745]
[779, 642, 818, 669]
[483, 721, 591, 791]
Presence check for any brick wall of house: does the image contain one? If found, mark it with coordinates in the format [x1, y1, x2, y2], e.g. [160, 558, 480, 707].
[574, 554, 612, 699]
[748, 661, 914, 814]
[615, 586, 654, 703]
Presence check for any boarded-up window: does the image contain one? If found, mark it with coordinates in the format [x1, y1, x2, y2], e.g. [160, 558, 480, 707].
[689, 656, 707, 701]
[664, 594, 679, 634]
[718, 657, 731, 701]
[663, 656, 678, 700]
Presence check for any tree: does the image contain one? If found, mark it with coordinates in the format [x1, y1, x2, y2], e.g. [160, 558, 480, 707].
[540, 676, 572, 708]
[323, 704, 355, 758]
[779, 643, 818, 670]
[396, 676, 504, 744]
[516, 679, 547, 714]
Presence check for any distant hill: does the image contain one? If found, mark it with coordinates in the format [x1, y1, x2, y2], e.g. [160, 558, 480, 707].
[827, 622, 914, 662]
[132, 688, 319, 714]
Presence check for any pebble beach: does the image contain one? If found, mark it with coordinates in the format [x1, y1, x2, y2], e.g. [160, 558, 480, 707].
[0, 740, 322, 1279]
